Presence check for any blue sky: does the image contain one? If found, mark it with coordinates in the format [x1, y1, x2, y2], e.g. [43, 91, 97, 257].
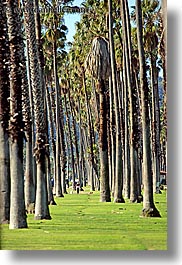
[64, 0, 136, 43]
[64, 0, 83, 43]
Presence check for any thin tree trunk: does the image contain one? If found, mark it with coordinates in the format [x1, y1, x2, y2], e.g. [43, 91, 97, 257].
[135, 0, 160, 217]
[161, 0, 167, 181]
[122, 57, 130, 199]
[64, 93, 76, 190]
[121, 0, 140, 202]
[83, 72, 95, 191]
[26, 39, 37, 196]
[21, 36, 35, 213]
[150, 54, 160, 193]
[0, 126, 10, 224]
[108, 0, 124, 203]
[109, 77, 116, 197]
[99, 80, 111, 202]
[53, 41, 64, 197]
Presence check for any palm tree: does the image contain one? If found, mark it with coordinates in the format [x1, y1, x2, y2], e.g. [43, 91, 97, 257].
[23, 0, 51, 220]
[21, 30, 35, 214]
[53, 39, 64, 197]
[108, 0, 125, 203]
[40, 1, 69, 197]
[85, 36, 111, 202]
[6, 0, 28, 229]
[161, 0, 167, 178]
[82, 70, 96, 191]
[0, 0, 10, 224]
[121, 0, 141, 202]
[135, 0, 160, 217]
[63, 89, 77, 189]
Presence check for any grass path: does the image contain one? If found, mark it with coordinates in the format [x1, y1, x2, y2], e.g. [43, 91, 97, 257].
[0, 189, 167, 250]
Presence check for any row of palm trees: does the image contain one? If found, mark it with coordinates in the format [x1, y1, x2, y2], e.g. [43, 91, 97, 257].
[0, 0, 167, 229]
[64, 0, 167, 213]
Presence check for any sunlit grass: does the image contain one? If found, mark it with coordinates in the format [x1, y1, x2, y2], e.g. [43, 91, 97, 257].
[0, 188, 167, 250]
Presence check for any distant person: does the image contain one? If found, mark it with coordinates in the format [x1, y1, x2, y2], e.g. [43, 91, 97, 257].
[76, 182, 80, 194]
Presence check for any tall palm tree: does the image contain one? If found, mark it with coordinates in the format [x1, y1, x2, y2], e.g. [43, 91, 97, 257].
[135, 0, 160, 217]
[108, 0, 125, 203]
[161, 0, 167, 178]
[82, 70, 95, 191]
[23, 0, 51, 220]
[6, 0, 28, 229]
[41, 2, 68, 197]
[121, 0, 140, 202]
[53, 40, 64, 197]
[85, 36, 111, 202]
[0, 0, 10, 224]
[63, 89, 77, 189]
[21, 28, 35, 214]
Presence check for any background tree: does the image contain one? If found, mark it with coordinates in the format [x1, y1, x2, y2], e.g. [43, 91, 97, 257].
[108, 0, 125, 203]
[135, 0, 160, 217]
[85, 37, 111, 202]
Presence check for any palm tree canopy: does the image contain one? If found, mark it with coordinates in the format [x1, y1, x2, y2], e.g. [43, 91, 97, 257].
[84, 37, 110, 82]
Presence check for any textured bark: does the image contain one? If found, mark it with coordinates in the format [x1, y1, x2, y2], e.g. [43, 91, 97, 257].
[6, 0, 28, 229]
[0, 0, 10, 224]
[99, 80, 111, 202]
[23, 0, 51, 220]
[85, 36, 110, 201]
[135, 0, 160, 217]
[20, 25, 35, 211]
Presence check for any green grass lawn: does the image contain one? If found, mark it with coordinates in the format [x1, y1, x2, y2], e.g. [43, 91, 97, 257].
[0, 188, 167, 250]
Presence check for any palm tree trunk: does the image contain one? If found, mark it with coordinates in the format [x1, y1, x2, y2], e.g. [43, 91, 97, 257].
[64, 93, 76, 190]
[53, 41, 64, 197]
[23, 0, 51, 220]
[0, 0, 10, 224]
[6, 0, 28, 229]
[21, 34, 35, 213]
[0, 126, 10, 224]
[26, 39, 37, 195]
[109, 77, 116, 197]
[161, 0, 167, 180]
[108, 0, 124, 203]
[135, 0, 160, 217]
[121, 0, 140, 202]
[122, 55, 130, 199]
[83, 72, 95, 191]
[99, 79, 111, 202]
[68, 87, 81, 186]
[150, 53, 160, 193]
